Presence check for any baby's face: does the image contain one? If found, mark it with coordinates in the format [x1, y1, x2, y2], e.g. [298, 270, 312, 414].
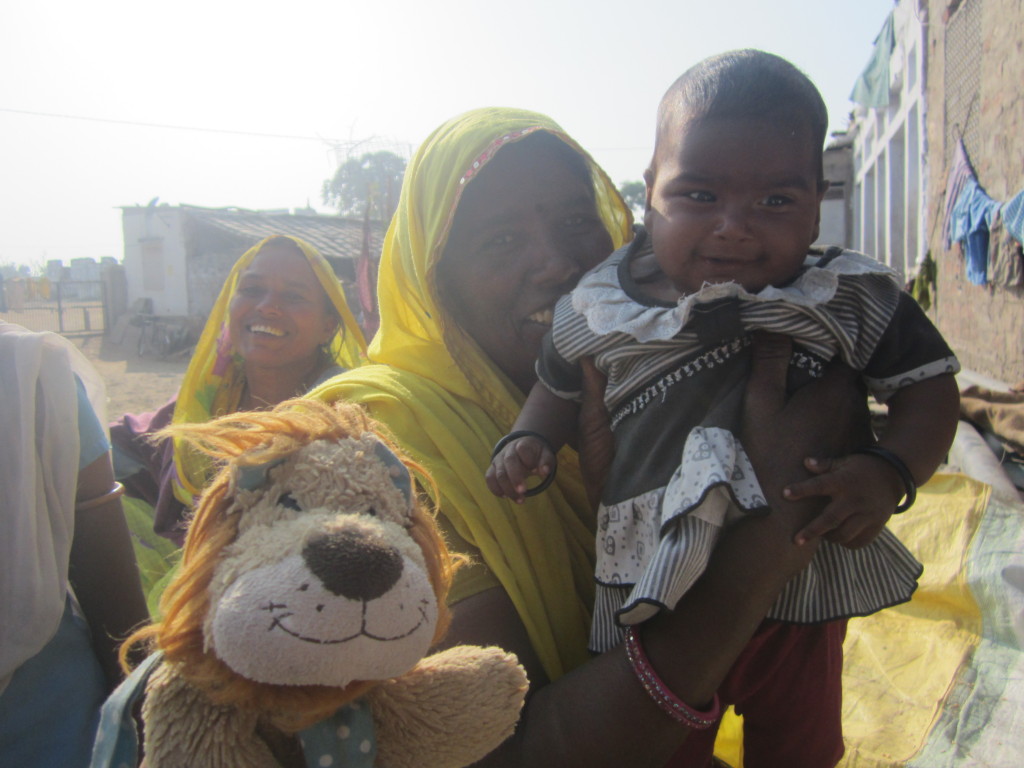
[643, 115, 826, 296]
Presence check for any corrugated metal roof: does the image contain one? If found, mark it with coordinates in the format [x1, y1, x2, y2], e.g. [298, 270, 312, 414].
[179, 204, 385, 261]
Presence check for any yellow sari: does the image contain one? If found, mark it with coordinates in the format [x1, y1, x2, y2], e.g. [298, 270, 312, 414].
[310, 108, 633, 681]
[172, 235, 366, 505]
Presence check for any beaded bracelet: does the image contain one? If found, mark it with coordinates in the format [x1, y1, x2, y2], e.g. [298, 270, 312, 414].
[624, 626, 721, 730]
[853, 445, 917, 513]
[75, 482, 125, 512]
[490, 430, 558, 497]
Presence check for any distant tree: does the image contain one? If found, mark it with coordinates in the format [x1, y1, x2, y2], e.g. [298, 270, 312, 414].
[618, 180, 646, 215]
[322, 151, 407, 222]
[0, 261, 35, 279]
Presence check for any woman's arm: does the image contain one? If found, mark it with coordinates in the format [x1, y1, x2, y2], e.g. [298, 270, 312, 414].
[70, 451, 151, 689]
[440, 335, 867, 767]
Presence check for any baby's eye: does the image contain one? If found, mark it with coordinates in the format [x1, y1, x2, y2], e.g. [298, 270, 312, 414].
[484, 232, 517, 249]
[684, 190, 716, 203]
[762, 194, 794, 207]
[277, 492, 302, 511]
[238, 285, 265, 299]
[563, 214, 590, 227]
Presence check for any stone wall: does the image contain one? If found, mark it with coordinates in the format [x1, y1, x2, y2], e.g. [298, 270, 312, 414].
[925, 0, 1024, 383]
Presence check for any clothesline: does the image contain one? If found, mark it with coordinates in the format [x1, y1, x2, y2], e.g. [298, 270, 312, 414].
[942, 138, 1024, 287]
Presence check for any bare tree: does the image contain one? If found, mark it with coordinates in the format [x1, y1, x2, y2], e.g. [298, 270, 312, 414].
[618, 180, 646, 216]
[322, 151, 407, 223]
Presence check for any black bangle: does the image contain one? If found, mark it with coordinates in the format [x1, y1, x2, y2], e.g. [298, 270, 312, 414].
[853, 445, 917, 513]
[490, 430, 558, 497]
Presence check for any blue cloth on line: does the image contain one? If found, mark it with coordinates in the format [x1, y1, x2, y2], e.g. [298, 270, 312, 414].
[949, 178, 1000, 285]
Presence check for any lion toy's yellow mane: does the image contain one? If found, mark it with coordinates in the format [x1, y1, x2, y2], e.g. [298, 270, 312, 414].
[125, 399, 455, 730]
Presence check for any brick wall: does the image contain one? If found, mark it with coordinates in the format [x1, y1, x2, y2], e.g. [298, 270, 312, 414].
[926, 0, 1024, 383]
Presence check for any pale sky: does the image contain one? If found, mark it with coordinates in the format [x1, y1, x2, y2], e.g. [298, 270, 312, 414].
[0, 0, 896, 269]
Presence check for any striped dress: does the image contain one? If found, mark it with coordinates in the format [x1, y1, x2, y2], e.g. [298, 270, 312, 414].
[536, 231, 960, 653]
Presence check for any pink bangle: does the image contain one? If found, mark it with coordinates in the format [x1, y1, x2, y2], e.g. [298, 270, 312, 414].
[624, 625, 721, 730]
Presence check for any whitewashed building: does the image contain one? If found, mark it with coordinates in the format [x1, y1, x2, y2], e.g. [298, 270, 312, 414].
[847, 0, 929, 280]
[120, 203, 382, 320]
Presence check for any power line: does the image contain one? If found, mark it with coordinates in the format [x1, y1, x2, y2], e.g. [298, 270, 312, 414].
[0, 107, 336, 143]
[0, 106, 646, 154]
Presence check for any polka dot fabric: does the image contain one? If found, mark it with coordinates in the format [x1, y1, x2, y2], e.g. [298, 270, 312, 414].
[298, 701, 376, 767]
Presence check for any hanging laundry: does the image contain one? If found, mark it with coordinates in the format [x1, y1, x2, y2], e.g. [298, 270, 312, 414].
[850, 11, 896, 108]
[988, 209, 1024, 287]
[911, 252, 937, 311]
[942, 140, 976, 249]
[949, 177, 1000, 285]
[1002, 187, 1024, 243]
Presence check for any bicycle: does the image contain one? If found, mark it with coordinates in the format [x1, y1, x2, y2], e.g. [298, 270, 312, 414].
[133, 314, 191, 359]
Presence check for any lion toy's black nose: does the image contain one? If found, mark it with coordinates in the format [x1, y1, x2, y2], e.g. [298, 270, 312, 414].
[302, 527, 404, 601]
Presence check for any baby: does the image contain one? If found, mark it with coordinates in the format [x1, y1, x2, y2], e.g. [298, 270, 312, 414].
[488, 50, 960, 766]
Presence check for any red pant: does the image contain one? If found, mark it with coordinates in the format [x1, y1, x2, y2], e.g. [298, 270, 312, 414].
[666, 619, 848, 768]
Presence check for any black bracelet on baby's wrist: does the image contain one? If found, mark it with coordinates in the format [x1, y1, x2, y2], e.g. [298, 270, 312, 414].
[490, 430, 558, 497]
[853, 445, 917, 513]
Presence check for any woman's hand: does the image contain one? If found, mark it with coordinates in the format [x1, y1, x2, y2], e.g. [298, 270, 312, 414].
[783, 452, 900, 547]
[740, 332, 872, 547]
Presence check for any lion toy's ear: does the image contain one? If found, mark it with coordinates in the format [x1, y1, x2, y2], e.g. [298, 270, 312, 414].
[95, 400, 527, 768]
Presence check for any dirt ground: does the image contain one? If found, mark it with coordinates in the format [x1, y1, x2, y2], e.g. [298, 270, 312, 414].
[72, 334, 187, 419]
[4, 302, 188, 420]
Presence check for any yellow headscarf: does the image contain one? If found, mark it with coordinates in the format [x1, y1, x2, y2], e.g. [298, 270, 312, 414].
[310, 107, 633, 680]
[172, 235, 366, 504]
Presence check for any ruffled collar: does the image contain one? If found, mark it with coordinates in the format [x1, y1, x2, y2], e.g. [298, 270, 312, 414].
[571, 230, 897, 342]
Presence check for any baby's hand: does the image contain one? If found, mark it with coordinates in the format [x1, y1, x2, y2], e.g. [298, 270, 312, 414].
[782, 452, 907, 547]
[486, 434, 557, 504]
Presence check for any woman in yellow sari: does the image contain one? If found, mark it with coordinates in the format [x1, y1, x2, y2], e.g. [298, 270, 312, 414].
[316, 108, 632, 680]
[310, 107, 860, 765]
[112, 235, 366, 562]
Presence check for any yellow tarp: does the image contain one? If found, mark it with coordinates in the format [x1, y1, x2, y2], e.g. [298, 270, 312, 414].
[716, 473, 1024, 767]
[840, 474, 989, 766]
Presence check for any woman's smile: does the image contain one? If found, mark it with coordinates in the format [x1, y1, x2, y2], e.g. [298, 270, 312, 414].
[526, 308, 555, 326]
[247, 323, 287, 338]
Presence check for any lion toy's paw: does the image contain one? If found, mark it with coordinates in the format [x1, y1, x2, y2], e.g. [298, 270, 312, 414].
[370, 645, 528, 768]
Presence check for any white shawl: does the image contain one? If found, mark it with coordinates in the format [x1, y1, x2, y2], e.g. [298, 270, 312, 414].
[0, 324, 104, 693]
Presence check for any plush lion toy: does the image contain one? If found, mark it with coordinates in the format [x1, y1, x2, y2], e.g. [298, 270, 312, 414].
[109, 399, 527, 768]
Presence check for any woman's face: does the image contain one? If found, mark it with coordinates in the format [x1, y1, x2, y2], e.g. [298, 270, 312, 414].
[227, 242, 338, 372]
[436, 137, 614, 393]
